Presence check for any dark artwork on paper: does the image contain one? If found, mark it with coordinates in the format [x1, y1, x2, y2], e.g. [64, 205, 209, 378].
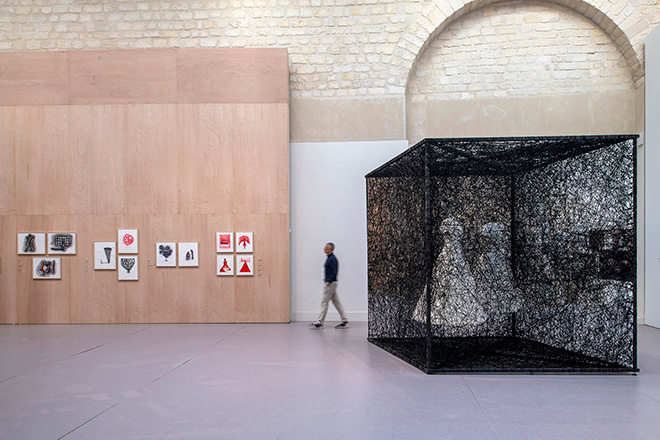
[34, 258, 60, 279]
[23, 233, 37, 253]
[121, 257, 136, 273]
[159, 245, 173, 261]
[35, 259, 56, 277]
[366, 135, 638, 374]
[50, 233, 73, 252]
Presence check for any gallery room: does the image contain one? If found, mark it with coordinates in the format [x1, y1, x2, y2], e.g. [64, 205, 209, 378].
[1, 1, 660, 439]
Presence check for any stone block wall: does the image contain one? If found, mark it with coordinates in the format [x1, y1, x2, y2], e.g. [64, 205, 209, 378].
[1, 0, 659, 140]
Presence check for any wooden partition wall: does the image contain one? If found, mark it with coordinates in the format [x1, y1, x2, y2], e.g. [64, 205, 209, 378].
[0, 48, 290, 324]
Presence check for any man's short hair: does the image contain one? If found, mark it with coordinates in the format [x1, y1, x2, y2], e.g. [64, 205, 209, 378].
[326, 242, 335, 251]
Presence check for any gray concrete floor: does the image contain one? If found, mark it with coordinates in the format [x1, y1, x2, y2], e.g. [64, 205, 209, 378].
[1, 322, 659, 440]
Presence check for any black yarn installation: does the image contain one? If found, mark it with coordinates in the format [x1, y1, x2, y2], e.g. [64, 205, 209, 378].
[366, 136, 638, 374]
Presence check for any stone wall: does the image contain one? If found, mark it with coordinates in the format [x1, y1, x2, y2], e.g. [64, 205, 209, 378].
[407, 1, 636, 141]
[1, 0, 659, 140]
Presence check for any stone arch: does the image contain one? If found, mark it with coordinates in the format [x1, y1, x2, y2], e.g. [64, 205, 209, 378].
[389, 0, 644, 93]
[403, 1, 637, 142]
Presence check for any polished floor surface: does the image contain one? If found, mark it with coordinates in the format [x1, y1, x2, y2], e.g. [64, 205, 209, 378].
[1, 322, 659, 440]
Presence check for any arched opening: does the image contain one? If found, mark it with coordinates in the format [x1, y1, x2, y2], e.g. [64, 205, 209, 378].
[405, 1, 636, 143]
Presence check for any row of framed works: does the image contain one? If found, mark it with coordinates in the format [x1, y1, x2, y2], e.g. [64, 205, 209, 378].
[217, 232, 253, 253]
[217, 254, 254, 276]
[18, 230, 139, 255]
[31, 255, 140, 280]
[156, 243, 199, 267]
[33, 252, 256, 279]
[26, 228, 256, 279]
[20, 231, 253, 255]
[19, 233, 77, 255]
[95, 242, 200, 269]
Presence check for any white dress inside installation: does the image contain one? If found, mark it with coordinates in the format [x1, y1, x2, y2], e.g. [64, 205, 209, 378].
[473, 222, 523, 314]
[414, 217, 487, 326]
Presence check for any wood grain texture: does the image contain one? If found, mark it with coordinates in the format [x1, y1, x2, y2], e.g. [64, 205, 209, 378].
[148, 215, 205, 322]
[177, 48, 289, 104]
[231, 104, 289, 215]
[16, 215, 73, 324]
[205, 214, 237, 322]
[124, 105, 178, 214]
[115, 214, 147, 323]
[0, 216, 18, 323]
[69, 49, 177, 105]
[233, 213, 290, 322]
[2, 48, 289, 324]
[70, 215, 126, 323]
[0, 107, 15, 214]
[177, 104, 235, 215]
[14, 107, 70, 215]
[69, 106, 126, 215]
[0, 51, 69, 106]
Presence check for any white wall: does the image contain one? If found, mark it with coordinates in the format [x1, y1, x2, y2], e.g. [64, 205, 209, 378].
[645, 25, 660, 328]
[290, 141, 408, 322]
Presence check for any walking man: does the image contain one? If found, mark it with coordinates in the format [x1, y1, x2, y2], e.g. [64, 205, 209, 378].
[309, 242, 349, 329]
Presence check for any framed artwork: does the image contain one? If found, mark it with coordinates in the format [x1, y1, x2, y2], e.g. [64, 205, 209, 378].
[94, 242, 117, 270]
[33, 257, 61, 279]
[118, 256, 138, 280]
[48, 232, 76, 254]
[179, 242, 199, 267]
[236, 232, 253, 253]
[18, 233, 46, 255]
[216, 232, 234, 253]
[118, 229, 138, 254]
[217, 254, 234, 276]
[236, 254, 254, 276]
[156, 243, 177, 267]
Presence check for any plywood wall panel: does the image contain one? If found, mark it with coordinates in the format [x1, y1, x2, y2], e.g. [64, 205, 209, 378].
[0, 51, 69, 106]
[14, 107, 70, 215]
[69, 106, 126, 215]
[15, 215, 73, 324]
[233, 213, 290, 322]
[2, 48, 289, 324]
[204, 213, 237, 322]
[163, 215, 208, 322]
[0, 107, 15, 214]
[69, 50, 178, 105]
[116, 214, 148, 323]
[124, 105, 178, 215]
[0, 216, 18, 323]
[70, 215, 126, 323]
[141, 214, 181, 322]
[231, 104, 289, 215]
[176, 104, 234, 215]
[177, 48, 289, 104]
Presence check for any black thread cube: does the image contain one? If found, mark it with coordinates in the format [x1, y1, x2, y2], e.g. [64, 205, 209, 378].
[366, 136, 638, 373]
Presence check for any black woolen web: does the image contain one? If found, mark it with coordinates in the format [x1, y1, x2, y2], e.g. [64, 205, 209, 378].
[366, 136, 638, 373]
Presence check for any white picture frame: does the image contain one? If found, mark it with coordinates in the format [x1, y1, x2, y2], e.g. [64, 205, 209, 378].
[216, 232, 234, 253]
[18, 233, 46, 255]
[156, 243, 177, 267]
[94, 242, 117, 270]
[217, 254, 234, 276]
[235, 232, 253, 253]
[48, 232, 76, 255]
[178, 242, 199, 267]
[118, 229, 138, 254]
[236, 254, 254, 276]
[33, 257, 61, 279]
[118, 256, 138, 280]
